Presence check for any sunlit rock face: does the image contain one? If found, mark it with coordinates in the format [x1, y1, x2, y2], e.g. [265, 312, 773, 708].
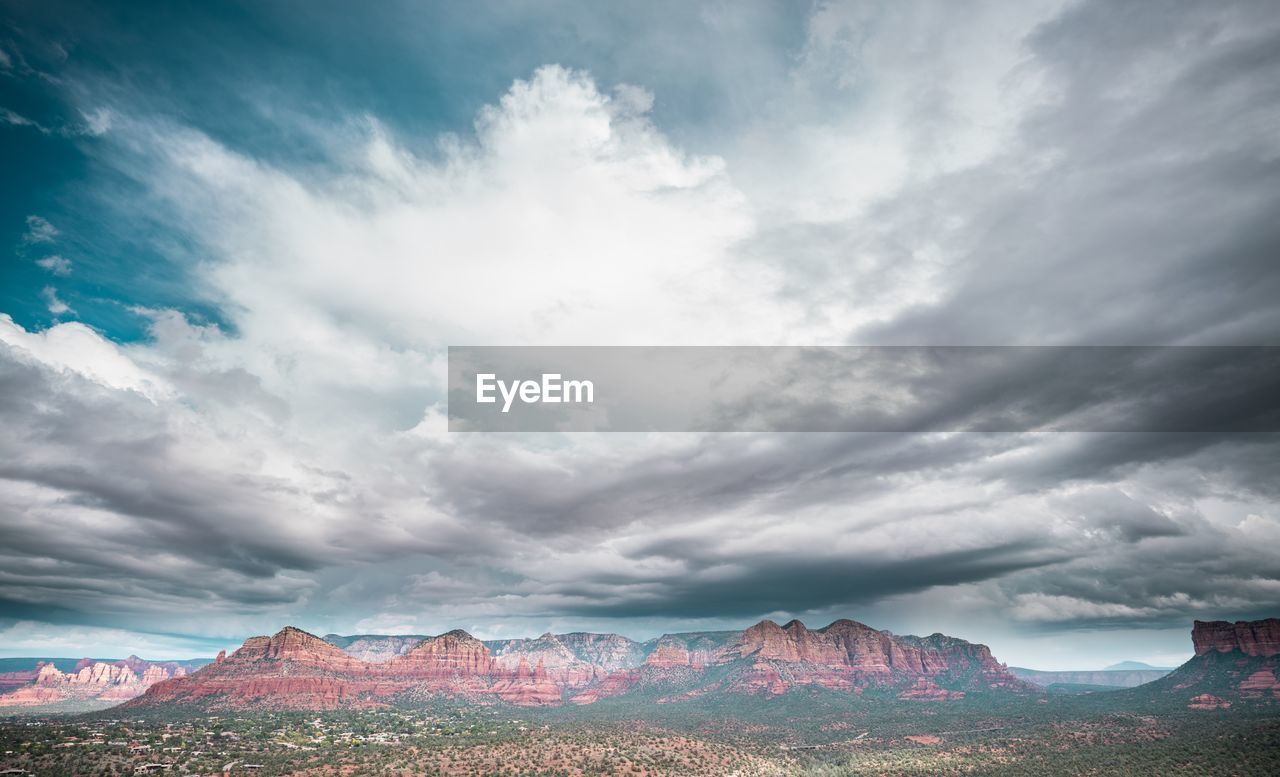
[0, 657, 189, 708]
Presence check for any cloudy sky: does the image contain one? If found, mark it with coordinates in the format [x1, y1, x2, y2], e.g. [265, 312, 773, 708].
[1, 0, 1278, 669]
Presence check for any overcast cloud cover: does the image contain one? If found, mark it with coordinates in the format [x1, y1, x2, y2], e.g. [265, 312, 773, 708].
[0, 0, 1278, 669]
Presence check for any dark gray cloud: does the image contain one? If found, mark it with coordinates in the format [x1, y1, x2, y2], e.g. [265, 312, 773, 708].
[0, 343, 353, 624]
[549, 543, 1067, 619]
[838, 1, 1280, 347]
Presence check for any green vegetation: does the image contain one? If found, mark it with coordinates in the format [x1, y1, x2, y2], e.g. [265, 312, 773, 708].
[1, 692, 1276, 775]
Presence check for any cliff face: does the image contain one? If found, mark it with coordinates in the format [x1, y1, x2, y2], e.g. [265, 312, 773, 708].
[0, 657, 188, 708]
[1193, 619, 1280, 657]
[392, 630, 502, 681]
[558, 632, 649, 668]
[127, 619, 1032, 711]
[642, 632, 736, 669]
[0, 671, 37, 693]
[131, 627, 564, 710]
[485, 632, 647, 690]
[726, 620, 974, 674]
[1146, 617, 1280, 707]
[324, 634, 428, 662]
[138, 628, 384, 710]
[490, 657, 561, 705]
[487, 633, 600, 689]
[708, 620, 1029, 698]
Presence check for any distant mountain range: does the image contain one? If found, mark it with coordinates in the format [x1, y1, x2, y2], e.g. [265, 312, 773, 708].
[126, 618, 1032, 710]
[123, 616, 1280, 712]
[6, 617, 1275, 713]
[1009, 665, 1173, 689]
[1104, 660, 1175, 671]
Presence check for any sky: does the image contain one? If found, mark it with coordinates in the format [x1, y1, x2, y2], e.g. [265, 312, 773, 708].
[0, 0, 1277, 670]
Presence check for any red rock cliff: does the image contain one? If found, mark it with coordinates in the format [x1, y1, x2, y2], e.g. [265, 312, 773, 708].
[124, 619, 1035, 710]
[1193, 619, 1280, 657]
[0, 658, 186, 708]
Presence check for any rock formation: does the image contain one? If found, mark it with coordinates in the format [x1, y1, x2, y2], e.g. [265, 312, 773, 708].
[1192, 619, 1280, 657]
[490, 657, 562, 705]
[484, 631, 650, 692]
[1187, 693, 1231, 710]
[0, 657, 190, 708]
[130, 627, 565, 710]
[1138, 617, 1280, 707]
[708, 620, 1029, 697]
[0, 668, 44, 693]
[324, 634, 428, 662]
[125, 618, 1034, 711]
[25, 616, 1280, 713]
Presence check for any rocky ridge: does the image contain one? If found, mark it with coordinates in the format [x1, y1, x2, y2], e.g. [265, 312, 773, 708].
[1010, 667, 1172, 688]
[322, 634, 427, 662]
[127, 618, 1036, 711]
[1141, 618, 1280, 707]
[1192, 619, 1280, 657]
[0, 656, 190, 708]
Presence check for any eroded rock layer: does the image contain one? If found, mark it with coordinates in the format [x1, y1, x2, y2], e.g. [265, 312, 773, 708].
[127, 619, 1036, 710]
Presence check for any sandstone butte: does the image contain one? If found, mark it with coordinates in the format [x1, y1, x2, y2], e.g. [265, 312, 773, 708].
[18, 616, 1280, 712]
[1166, 618, 1280, 707]
[125, 618, 1038, 711]
[1192, 618, 1280, 657]
[0, 657, 188, 707]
